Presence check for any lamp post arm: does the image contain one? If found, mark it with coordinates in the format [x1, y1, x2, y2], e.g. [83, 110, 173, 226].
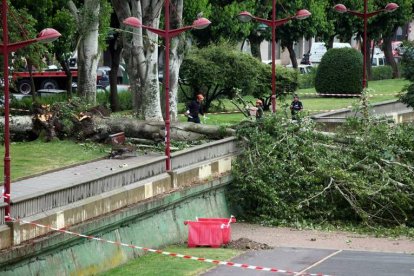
[167, 26, 194, 37]
[251, 16, 295, 28]
[365, 9, 386, 18]
[0, 39, 38, 53]
[141, 25, 193, 38]
[346, 9, 385, 18]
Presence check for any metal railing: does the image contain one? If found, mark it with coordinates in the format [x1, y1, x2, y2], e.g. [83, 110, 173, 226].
[1, 138, 238, 225]
[170, 137, 238, 170]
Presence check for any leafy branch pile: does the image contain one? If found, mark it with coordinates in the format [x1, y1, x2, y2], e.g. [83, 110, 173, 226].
[229, 116, 414, 228]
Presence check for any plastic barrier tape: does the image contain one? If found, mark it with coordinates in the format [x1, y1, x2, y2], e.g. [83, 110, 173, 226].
[6, 217, 333, 276]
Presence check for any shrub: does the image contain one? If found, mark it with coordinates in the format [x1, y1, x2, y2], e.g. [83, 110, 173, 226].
[315, 48, 363, 94]
[179, 42, 298, 111]
[400, 41, 414, 108]
[371, 66, 393, 80]
[96, 90, 132, 111]
[298, 67, 317, 89]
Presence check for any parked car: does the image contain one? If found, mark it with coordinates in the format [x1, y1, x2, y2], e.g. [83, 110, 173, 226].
[309, 42, 352, 63]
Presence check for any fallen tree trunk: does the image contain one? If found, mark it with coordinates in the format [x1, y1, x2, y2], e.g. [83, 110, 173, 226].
[1, 115, 236, 142]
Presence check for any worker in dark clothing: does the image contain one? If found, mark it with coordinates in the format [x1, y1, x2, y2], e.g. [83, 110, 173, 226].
[290, 95, 303, 120]
[185, 94, 204, 123]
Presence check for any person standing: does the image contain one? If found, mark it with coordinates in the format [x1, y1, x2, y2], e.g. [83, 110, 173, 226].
[185, 94, 204, 123]
[255, 99, 264, 120]
[290, 95, 303, 120]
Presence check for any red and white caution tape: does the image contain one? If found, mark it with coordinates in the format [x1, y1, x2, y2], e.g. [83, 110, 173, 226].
[297, 93, 399, 97]
[9, 217, 332, 276]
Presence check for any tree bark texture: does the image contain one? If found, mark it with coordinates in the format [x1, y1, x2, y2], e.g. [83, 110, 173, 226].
[286, 41, 298, 69]
[108, 12, 123, 112]
[383, 33, 400, 79]
[69, 0, 100, 104]
[167, 0, 185, 122]
[1, 114, 235, 142]
[79, 0, 100, 104]
[112, 0, 164, 121]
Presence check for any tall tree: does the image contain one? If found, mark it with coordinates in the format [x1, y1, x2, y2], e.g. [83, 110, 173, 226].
[6, 2, 52, 97]
[112, 0, 164, 120]
[277, 0, 328, 68]
[370, 0, 413, 78]
[111, 0, 207, 121]
[68, 0, 111, 104]
[11, 0, 77, 96]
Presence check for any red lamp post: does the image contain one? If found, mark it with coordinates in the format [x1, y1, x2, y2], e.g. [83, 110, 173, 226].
[123, 0, 211, 171]
[238, 2, 311, 113]
[1, 0, 61, 221]
[334, 2, 398, 89]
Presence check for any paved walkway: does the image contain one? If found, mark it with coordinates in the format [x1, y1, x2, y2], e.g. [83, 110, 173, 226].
[10, 154, 161, 200]
[203, 247, 414, 276]
[203, 223, 414, 276]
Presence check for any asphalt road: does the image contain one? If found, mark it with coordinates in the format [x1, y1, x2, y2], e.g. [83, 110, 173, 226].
[202, 247, 414, 276]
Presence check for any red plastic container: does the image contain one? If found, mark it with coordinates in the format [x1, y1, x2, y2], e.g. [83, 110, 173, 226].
[196, 217, 236, 244]
[184, 221, 226, 248]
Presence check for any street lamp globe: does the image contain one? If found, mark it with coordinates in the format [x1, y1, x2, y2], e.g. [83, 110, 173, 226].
[295, 9, 312, 20]
[123, 17, 142, 28]
[36, 28, 61, 43]
[192, 18, 211, 29]
[237, 11, 253, 23]
[333, 4, 348, 13]
[385, 3, 399, 12]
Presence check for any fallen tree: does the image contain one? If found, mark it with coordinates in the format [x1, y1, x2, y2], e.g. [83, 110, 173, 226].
[1, 99, 236, 143]
[229, 115, 414, 228]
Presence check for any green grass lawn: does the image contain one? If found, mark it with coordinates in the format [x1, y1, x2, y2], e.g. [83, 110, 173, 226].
[0, 140, 109, 183]
[99, 245, 241, 276]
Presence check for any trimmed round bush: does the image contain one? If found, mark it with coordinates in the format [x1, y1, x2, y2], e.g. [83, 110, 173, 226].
[315, 47, 363, 94]
[371, 66, 393, 80]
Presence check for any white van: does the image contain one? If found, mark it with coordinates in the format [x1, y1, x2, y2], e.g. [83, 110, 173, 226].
[309, 42, 352, 63]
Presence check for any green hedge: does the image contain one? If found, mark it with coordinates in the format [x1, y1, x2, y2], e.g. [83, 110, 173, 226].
[371, 66, 393, 80]
[315, 48, 363, 94]
[298, 67, 317, 89]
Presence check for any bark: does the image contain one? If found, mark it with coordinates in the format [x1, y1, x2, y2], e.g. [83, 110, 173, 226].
[286, 41, 298, 69]
[112, 0, 164, 120]
[27, 61, 37, 100]
[247, 32, 263, 60]
[365, 38, 372, 81]
[383, 33, 400, 79]
[167, 0, 185, 122]
[326, 36, 334, 50]
[57, 56, 73, 98]
[108, 13, 122, 112]
[69, 0, 100, 104]
[1, 114, 235, 142]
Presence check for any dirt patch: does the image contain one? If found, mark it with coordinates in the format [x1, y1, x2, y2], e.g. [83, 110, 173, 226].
[225, 237, 273, 251]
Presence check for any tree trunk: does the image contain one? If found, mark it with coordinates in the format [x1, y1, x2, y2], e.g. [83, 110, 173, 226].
[70, 0, 100, 104]
[326, 36, 334, 50]
[247, 32, 263, 60]
[2, 114, 235, 142]
[365, 38, 372, 81]
[112, 0, 164, 121]
[108, 14, 122, 112]
[58, 56, 73, 98]
[383, 34, 400, 78]
[27, 61, 37, 100]
[167, 0, 185, 122]
[286, 41, 298, 69]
